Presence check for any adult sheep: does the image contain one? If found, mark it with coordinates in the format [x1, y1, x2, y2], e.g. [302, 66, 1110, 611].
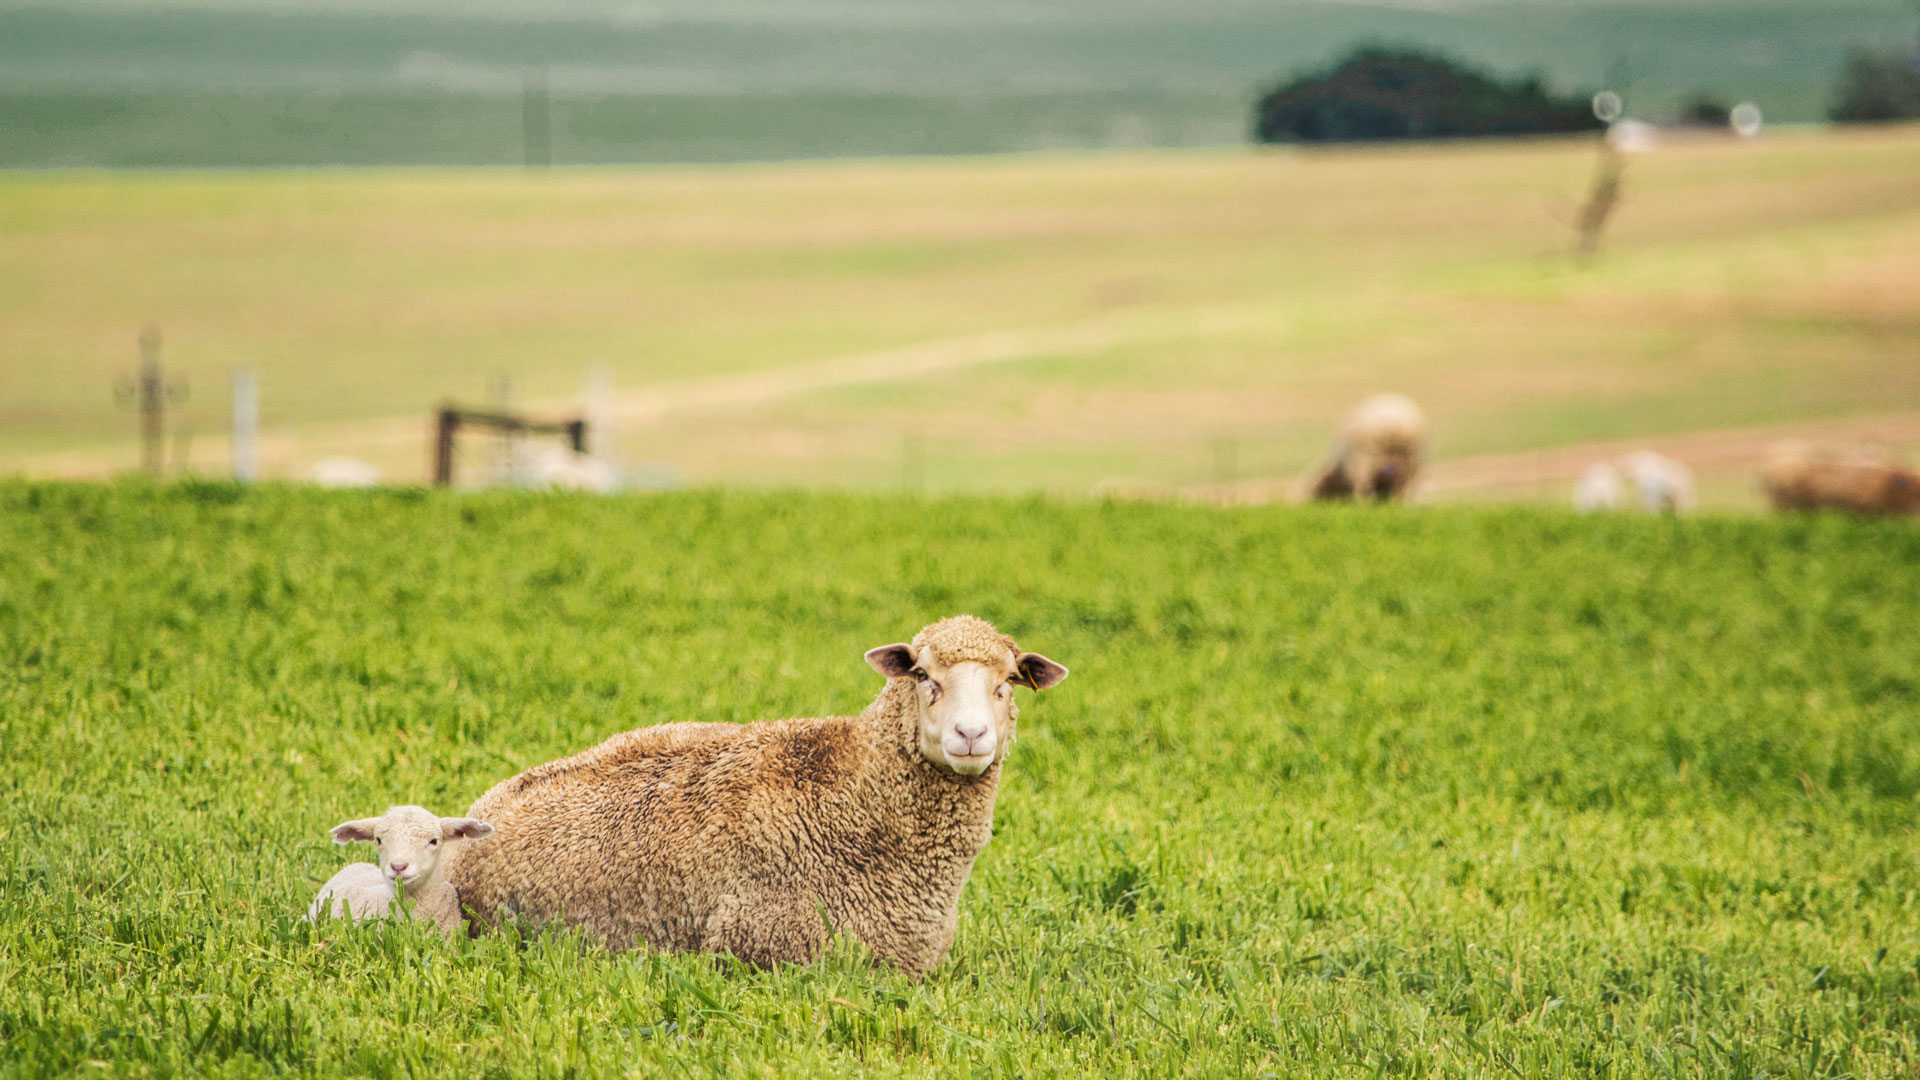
[1762, 442, 1920, 515]
[1310, 393, 1427, 502]
[446, 615, 1067, 977]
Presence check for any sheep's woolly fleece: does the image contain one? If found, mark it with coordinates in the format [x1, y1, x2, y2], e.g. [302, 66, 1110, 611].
[912, 616, 1019, 668]
[447, 615, 1050, 977]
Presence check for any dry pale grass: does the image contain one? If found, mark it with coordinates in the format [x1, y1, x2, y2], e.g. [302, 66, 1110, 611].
[4, 125, 1919, 503]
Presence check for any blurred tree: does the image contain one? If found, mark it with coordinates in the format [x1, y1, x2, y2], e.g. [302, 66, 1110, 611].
[1829, 47, 1920, 122]
[1677, 92, 1733, 127]
[1252, 46, 1603, 144]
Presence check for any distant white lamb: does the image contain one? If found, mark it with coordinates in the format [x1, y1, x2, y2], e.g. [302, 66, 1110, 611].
[307, 805, 493, 938]
[1621, 451, 1695, 513]
[1573, 462, 1622, 512]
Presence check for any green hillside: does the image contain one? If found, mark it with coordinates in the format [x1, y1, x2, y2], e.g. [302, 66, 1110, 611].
[3, 484, 1918, 1076]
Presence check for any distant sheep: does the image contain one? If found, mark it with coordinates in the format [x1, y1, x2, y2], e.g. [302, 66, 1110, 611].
[1761, 442, 1920, 515]
[446, 615, 1068, 978]
[1311, 394, 1427, 502]
[307, 805, 494, 938]
[1573, 462, 1622, 512]
[1620, 451, 1695, 514]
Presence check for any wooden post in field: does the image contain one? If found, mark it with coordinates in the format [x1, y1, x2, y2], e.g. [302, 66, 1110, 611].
[431, 405, 588, 488]
[115, 325, 186, 477]
[1575, 144, 1624, 258]
[136, 326, 164, 474]
[434, 405, 459, 487]
[1577, 88, 1627, 258]
[231, 368, 258, 483]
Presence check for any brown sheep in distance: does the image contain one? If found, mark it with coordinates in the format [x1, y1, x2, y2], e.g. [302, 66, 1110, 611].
[1311, 393, 1428, 502]
[1761, 442, 1920, 516]
[445, 616, 1068, 977]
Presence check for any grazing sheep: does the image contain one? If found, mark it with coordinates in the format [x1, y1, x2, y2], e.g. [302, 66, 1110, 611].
[1621, 451, 1695, 514]
[1310, 394, 1427, 502]
[1761, 442, 1920, 515]
[307, 805, 494, 938]
[446, 615, 1068, 977]
[1573, 462, 1623, 512]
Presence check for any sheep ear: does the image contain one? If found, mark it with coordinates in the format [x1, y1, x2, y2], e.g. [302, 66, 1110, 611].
[330, 819, 380, 845]
[865, 643, 916, 678]
[440, 818, 494, 841]
[1013, 652, 1068, 690]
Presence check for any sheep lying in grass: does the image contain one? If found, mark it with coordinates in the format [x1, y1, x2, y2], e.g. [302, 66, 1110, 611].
[307, 805, 494, 938]
[446, 615, 1068, 977]
[1310, 393, 1427, 502]
[1762, 442, 1920, 515]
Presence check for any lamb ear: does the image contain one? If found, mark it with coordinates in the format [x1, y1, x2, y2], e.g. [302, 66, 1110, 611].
[440, 818, 494, 841]
[1014, 652, 1068, 690]
[865, 643, 916, 678]
[330, 818, 380, 845]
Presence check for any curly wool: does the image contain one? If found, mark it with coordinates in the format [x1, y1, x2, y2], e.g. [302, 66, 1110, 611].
[911, 615, 1018, 669]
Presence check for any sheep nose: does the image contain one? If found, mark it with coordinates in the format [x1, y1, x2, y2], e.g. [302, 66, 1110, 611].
[954, 722, 988, 745]
[388, 862, 408, 874]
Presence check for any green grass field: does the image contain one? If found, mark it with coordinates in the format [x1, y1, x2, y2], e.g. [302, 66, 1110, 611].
[4, 482, 1919, 1076]
[6, 126, 1920, 504]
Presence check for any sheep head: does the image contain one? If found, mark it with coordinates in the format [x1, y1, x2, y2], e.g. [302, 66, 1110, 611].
[330, 805, 493, 889]
[865, 615, 1067, 778]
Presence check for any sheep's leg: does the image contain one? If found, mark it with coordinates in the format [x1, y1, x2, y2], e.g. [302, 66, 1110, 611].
[701, 891, 831, 969]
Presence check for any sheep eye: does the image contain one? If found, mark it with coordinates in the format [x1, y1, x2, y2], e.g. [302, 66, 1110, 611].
[428, 838, 439, 846]
[910, 668, 928, 682]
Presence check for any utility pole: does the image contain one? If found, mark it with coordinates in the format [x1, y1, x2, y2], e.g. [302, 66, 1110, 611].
[114, 325, 186, 476]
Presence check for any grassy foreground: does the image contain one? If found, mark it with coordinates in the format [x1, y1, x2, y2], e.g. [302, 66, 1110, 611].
[3, 484, 1919, 1077]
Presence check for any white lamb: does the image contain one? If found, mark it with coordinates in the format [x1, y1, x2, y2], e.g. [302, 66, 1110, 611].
[1573, 462, 1623, 512]
[307, 805, 493, 938]
[1621, 451, 1695, 514]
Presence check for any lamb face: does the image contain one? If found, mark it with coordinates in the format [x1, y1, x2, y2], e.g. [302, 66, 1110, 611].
[866, 627, 1067, 777]
[331, 806, 493, 890]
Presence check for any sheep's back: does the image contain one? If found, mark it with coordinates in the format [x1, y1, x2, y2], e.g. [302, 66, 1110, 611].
[450, 715, 868, 949]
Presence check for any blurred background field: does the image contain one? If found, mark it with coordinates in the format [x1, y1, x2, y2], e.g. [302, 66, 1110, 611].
[4, 1, 1914, 168]
[5, 124, 1920, 505]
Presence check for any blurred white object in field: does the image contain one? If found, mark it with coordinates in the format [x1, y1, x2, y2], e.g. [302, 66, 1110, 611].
[1607, 120, 1658, 154]
[1591, 91, 1623, 124]
[1621, 451, 1695, 513]
[583, 365, 616, 468]
[521, 445, 620, 492]
[309, 456, 381, 488]
[1730, 102, 1763, 138]
[1573, 463, 1623, 512]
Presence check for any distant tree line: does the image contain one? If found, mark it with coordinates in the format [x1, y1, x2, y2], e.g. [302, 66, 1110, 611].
[1830, 47, 1920, 122]
[1252, 40, 1920, 146]
[1252, 47, 1601, 144]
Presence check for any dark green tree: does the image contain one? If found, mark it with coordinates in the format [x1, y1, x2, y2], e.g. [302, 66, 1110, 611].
[1829, 47, 1920, 122]
[1252, 46, 1603, 144]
